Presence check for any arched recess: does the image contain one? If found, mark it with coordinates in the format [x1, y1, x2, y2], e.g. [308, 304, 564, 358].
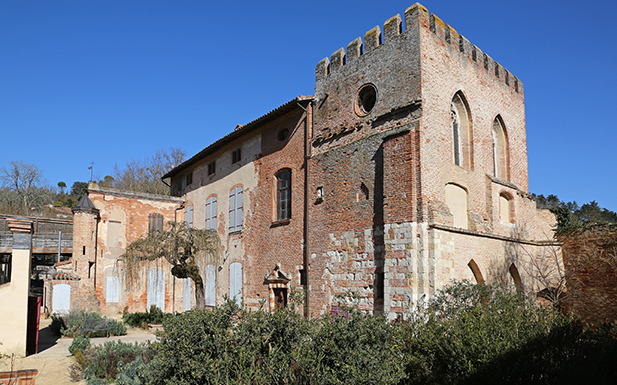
[492, 115, 509, 180]
[509, 263, 523, 293]
[468, 259, 485, 285]
[445, 183, 469, 229]
[499, 192, 514, 224]
[450, 91, 473, 169]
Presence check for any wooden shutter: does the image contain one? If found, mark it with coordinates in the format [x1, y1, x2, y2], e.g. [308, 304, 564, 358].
[205, 264, 216, 306]
[147, 269, 166, 310]
[106, 276, 120, 303]
[206, 196, 217, 230]
[183, 278, 192, 311]
[236, 188, 243, 231]
[229, 262, 242, 305]
[229, 188, 236, 231]
[229, 187, 243, 232]
[184, 206, 193, 228]
[53, 283, 71, 314]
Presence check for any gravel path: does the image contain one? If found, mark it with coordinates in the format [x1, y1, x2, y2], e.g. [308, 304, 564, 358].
[0, 317, 157, 384]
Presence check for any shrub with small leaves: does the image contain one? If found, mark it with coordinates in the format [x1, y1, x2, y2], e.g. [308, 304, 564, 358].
[60, 310, 104, 337]
[71, 340, 155, 384]
[108, 319, 127, 336]
[123, 305, 166, 328]
[69, 335, 91, 355]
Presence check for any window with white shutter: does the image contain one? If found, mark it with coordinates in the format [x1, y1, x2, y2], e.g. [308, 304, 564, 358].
[206, 195, 217, 230]
[205, 264, 216, 306]
[184, 205, 193, 228]
[229, 186, 243, 232]
[106, 276, 120, 303]
[229, 262, 242, 306]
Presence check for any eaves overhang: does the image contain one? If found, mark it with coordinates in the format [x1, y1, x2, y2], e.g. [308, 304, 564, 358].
[162, 95, 313, 180]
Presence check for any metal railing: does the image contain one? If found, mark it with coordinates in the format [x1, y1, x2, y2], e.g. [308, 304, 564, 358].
[0, 231, 73, 249]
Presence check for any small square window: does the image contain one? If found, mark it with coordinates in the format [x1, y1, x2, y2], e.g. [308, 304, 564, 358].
[232, 148, 241, 164]
[207, 161, 216, 176]
[185, 172, 193, 186]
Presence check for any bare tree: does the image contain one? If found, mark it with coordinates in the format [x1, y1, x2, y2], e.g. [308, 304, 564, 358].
[113, 147, 185, 195]
[502, 225, 569, 308]
[0, 161, 54, 215]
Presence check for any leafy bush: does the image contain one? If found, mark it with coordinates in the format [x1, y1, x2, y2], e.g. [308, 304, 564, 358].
[147, 298, 406, 385]
[123, 305, 166, 328]
[108, 319, 127, 336]
[115, 356, 153, 385]
[70, 340, 155, 384]
[399, 281, 617, 385]
[60, 309, 103, 337]
[69, 335, 91, 355]
[307, 312, 405, 384]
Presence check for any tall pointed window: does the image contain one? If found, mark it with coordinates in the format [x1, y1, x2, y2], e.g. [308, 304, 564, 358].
[450, 92, 473, 169]
[492, 116, 509, 180]
[276, 169, 292, 221]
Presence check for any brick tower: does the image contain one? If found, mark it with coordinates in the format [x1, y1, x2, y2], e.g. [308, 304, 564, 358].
[307, 3, 554, 319]
[71, 193, 101, 311]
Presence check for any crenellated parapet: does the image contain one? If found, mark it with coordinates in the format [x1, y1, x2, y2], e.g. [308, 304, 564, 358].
[316, 3, 522, 95]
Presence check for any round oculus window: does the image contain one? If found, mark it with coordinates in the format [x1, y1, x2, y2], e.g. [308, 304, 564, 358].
[356, 84, 377, 116]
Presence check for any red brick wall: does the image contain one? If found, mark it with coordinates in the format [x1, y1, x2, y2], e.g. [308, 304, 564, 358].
[73, 188, 184, 315]
[561, 225, 617, 325]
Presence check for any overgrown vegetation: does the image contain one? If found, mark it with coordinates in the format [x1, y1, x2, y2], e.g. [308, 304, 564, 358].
[50, 309, 127, 338]
[123, 305, 167, 329]
[401, 282, 617, 384]
[533, 193, 617, 235]
[121, 221, 219, 310]
[70, 340, 155, 384]
[70, 282, 617, 384]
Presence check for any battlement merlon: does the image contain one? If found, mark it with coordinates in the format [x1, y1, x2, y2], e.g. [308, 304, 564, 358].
[315, 3, 523, 95]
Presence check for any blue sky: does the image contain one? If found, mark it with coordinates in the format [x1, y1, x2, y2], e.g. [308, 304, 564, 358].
[1, 0, 615, 211]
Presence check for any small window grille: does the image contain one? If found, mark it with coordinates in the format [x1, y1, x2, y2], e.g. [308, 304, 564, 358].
[207, 161, 216, 176]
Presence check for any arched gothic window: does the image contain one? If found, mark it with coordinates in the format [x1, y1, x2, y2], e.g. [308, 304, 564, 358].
[492, 116, 509, 180]
[450, 92, 473, 169]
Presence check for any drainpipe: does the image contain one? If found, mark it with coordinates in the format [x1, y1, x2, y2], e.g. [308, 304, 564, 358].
[297, 100, 312, 318]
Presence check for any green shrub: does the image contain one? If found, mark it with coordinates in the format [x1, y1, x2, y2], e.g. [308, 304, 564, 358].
[307, 311, 406, 384]
[71, 340, 155, 384]
[115, 356, 152, 385]
[108, 319, 127, 336]
[69, 335, 91, 355]
[123, 305, 166, 328]
[60, 309, 103, 337]
[398, 281, 617, 385]
[146, 298, 406, 385]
